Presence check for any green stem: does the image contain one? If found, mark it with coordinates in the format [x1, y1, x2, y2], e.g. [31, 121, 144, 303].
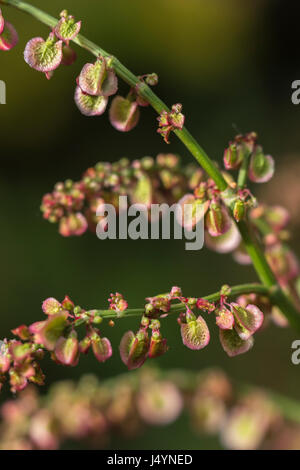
[237, 150, 251, 189]
[74, 283, 270, 327]
[2, 0, 300, 331]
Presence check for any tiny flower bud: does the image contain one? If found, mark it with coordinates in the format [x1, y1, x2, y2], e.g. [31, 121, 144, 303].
[61, 295, 75, 311]
[145, 73, 158, 86]
[196, 298, 215, 312]
[0, 20, 18, 51]
[180, 315, 210, 350]
[109, 96, 140, 132]
[24, 33, 63, 73]
[248, 147, 275, 183]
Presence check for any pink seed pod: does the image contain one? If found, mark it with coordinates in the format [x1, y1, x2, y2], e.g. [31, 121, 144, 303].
[205, 203, 231, 237]
[248, 147, 275, 183]
[148, 331, 168, 359]
[119, 329, 149, 370]
[180, 315, 210, 350]
[216, 308, 235, 330]
[0, 21, 19, 51]
[78, 59, 118, 97]
[109, 96, 140, 132]
[42, 297, 62, 316]
[54, 14, 81, 45]
[24, 34, 63, 72]
[29, 312, 68, 351]
[11, 325, 31, 341]
[137, 381, 183, 426]
[223, 143, 243, 170]
[263, 205, 290, 232]
[230, 303, 264, 341]
[74, 86, 108, 117]
[219, 327, 254, 357]
[59, 212, 88, 237]
[176, 194, 209, 230]
[205, 219, 241, 253]
[0, 10, 4, 35]
[54, 334, 79, 366]
[61, 45, 77, 66]
[91, 335, 112, 363]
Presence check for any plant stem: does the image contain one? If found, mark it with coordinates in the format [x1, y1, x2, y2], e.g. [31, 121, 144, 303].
[2, 0, 300, 331]
[237, 150, 251, 189]
[74, 283, 270, 327]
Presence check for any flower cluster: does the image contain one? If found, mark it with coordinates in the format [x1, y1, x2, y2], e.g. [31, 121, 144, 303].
[157, 103, 185, 143]
[0, 367, 298, 450]
[0, 285, 270, 393]
[40, 153, 199, 236]
[0, 8, 18, 51]
[24, 10, 81, 79]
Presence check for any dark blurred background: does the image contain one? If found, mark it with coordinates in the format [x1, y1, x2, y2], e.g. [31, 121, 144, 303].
[1, 0, 300, 449]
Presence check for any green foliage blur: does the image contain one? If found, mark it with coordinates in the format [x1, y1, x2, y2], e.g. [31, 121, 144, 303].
[0, 0, 300, 449]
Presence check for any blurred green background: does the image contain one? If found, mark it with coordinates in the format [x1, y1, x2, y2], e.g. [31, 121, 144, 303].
[1, 0, 300, 449]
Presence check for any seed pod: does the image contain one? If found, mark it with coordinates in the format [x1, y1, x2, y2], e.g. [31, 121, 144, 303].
[24, 33, 63, 72]
[0, 21, 18, 51]
[216, 308, 235, 330]
[109, 96, 140, 132]
[42, 298, 62, 316]
[233, 199, 245, 222]
[0, 10, 4, 35]
[54, 13, 81, 44]
[61, 45, 77, 66]
[119, 329, 149, 370]
[180, 315, 210, 350]
[219, 327, 253, 357]
[248, 146, 274, 183]
[148, 331, 168, 358]
[54, 333, 79, 366]
[223, 143, 242, 170]
[176, 194, 209, 230]
[230, 302, 264, 340]
[78, 58, 118, 97]
[29, 312, 68, 351]
[91, 334, 112, 363]
[74, 86, 108, 117]
[206, 203, 231, 237]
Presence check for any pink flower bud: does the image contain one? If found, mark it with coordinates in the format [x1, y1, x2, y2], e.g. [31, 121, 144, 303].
[180, 315, 210, 350]
[42, 297, 62, 315]
[0, 21, 18, 51]
[219, 327, 254, 357]
[54, 333, 79, 366]
[24, 34, 63, 72]
[230, 303, 264, 340]
[196, 298, 215, 312]
[54, 13, 81, 45]
[78, 58, 118, 97]
[216, 308, 235, 330]
[59, 212, 88, 236]
[109, 96, 140, 132]
[91, 334, 112, 363]
[29, 312, 68, 351]
[248, 147, 275, 183]
[119, 329, 149, 370]
[205, 203, 231, 237]
[148, 331, 168, 358]
[74, 86, 108, 116]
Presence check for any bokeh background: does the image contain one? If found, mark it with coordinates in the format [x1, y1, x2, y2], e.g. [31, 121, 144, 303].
[1, 0, 300, 449]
